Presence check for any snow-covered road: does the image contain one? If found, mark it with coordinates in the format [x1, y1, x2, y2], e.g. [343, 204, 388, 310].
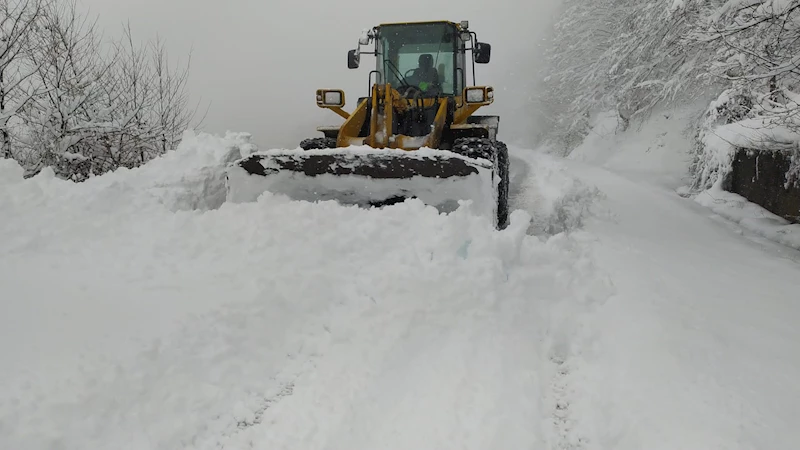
[517, 149, 800, 449]
[1, 132, 799, 449]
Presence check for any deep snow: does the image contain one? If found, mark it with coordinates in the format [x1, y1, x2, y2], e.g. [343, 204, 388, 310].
[2, 122, 800, 449]
[1, 132, 608, 449]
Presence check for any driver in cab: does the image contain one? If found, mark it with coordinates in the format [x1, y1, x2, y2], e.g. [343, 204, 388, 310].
[406, 54, 441, 95]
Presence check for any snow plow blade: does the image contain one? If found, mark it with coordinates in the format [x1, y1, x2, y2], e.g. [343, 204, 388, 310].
[225, 147, 498, 219]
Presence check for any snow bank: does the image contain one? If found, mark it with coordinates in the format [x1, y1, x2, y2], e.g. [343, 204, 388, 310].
[684, 103, 800, 250]
[97, 130, 259, 211]
[0, 189, 538, 449]
[1, 131, 618, 449]
[695, 185, 800, 250]
[1, 130, 259, 213]
[696, 116, 800, 190]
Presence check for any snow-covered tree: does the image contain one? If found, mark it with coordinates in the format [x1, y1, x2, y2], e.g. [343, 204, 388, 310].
[538, 0, 620, 151]
[149, 35, 199, 157]
[0, 0, 46, 160]
[22, 0, 118, 179]
[689, 0, 800, 189]
[540, 0, 718, 152]
[97, 27, 200, 175]
[1, 0, 203, 180]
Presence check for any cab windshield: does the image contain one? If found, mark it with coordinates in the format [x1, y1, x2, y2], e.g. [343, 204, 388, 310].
[377, 23, 460, 96]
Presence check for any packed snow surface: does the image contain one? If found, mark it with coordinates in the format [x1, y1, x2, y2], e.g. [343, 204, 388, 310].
[2, 128, 800, 449]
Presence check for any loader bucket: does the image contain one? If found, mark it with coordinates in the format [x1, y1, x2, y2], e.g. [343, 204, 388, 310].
[225, 147, 499, 219]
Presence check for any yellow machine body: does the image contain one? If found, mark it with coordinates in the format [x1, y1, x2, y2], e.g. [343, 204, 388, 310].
[227, 20, 510, 228]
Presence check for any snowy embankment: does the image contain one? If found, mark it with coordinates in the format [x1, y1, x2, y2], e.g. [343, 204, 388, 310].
[546, 109, 800, 449]
[558, 155, 800, 449]
[568, 107, 800, 250]
[0, 133, 609, 449]
[692, 114, 800, 250]
[694, 186, 800, 250]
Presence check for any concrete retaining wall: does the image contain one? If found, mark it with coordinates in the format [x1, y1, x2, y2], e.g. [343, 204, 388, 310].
[729, 149, 800, 224]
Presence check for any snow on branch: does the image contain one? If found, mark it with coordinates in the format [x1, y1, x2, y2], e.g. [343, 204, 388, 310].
[538, 0, 713, 152]
[689, 0, 800, 190]
[1, 0, 204, 181]
[538, 0, 800, 188]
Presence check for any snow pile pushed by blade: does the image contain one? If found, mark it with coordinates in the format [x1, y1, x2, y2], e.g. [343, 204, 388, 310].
[0, 135, 615, 449]
[226, 146, 498, 218]
[511, 148, 604, 236]
[58, 130, 257, 212]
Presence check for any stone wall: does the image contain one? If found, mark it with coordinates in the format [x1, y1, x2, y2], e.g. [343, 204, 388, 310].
[729, 149, 800, 224]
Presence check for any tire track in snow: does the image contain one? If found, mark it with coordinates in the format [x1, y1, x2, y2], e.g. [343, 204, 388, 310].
[538, 232, 616, 450]
[510, 148, 612, 449]
[548, 352, 587, 450]
[234, 383, 294, 431]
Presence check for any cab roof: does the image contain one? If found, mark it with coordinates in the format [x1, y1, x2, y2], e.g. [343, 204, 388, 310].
[377, 20, 464, 30]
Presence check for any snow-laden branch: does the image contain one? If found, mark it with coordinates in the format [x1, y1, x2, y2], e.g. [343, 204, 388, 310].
[1, 0, 205, 179]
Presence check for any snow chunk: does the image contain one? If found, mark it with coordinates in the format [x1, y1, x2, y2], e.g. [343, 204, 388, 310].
[511, 147, 604, 235]
[93, 130, 259, 211]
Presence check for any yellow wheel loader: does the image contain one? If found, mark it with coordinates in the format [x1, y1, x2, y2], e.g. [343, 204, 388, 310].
[226, 20, 510, 228]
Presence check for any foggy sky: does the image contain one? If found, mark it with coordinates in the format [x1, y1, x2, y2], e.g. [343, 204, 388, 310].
[77, 0, 561, 149]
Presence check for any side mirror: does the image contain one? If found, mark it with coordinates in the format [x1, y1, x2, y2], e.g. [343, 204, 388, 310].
[474, 42, 491, 64]
[348, 49, 360, 69]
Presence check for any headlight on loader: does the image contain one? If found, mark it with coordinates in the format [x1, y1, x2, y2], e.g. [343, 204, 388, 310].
[316, 89, 345, 107]
[464, 86, 494, 105]
[465, 87, 485, 103]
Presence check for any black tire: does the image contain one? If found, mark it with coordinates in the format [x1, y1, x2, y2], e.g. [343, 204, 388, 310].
[452, 137, 510, 229]
[299, 137, 336, 150]
[495, 141, 510, 229]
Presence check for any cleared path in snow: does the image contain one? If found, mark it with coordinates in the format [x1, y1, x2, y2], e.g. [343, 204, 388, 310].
[512, 148, 800, 450]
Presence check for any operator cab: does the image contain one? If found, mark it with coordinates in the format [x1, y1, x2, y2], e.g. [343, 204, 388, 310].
[347, 20, 491, 99]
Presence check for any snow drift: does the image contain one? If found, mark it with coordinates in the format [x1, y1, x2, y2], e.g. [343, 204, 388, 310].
[0, 131, 615, 449]
[58, 130, 259, 212]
